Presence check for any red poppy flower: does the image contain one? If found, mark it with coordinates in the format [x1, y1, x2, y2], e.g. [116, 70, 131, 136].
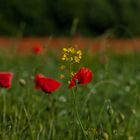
[35, 73, 61, 94]
[69, 67, 92, 88]
[0, 72, 13, 89]
[32, 43, 43, 54]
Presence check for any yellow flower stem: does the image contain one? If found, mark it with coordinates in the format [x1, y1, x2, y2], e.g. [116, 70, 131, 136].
[68, 61, 87, 139]
[71, 88, 88, 140]
[69, 63, 72, 77]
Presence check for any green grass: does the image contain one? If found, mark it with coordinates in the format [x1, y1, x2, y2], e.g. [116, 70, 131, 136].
[0, 50, 139, 140]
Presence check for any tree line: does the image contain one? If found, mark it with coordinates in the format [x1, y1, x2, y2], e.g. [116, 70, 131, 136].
[0, 0, 140, 37]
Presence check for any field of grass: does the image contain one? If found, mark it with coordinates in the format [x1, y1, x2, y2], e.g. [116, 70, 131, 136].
[0, 48, 139, 140]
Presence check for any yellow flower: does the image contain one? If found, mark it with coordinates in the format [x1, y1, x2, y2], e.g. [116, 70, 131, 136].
[68, 47, 75, 53]
[74, 56, 80, 63]
[61, 47, 82, 64]
[63, 48, 68, 52]
[70, 71, 76, 77]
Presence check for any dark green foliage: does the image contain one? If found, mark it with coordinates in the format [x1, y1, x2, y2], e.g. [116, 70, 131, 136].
[0, 0, 140, 37]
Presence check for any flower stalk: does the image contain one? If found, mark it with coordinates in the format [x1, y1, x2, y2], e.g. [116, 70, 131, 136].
[71, 88, 88, 140]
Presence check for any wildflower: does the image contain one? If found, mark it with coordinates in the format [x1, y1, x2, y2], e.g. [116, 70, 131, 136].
[69, 67, 92, 88]
[32, 42, 43, 54]
[70, 71, 76, 77]
[61, 47, 82, 63]
[34, 73, 61, 94]
[0, 72, 13, 89]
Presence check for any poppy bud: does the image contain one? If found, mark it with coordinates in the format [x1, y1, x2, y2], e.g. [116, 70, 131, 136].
[113, 130, 117, 136]
[128, 136, 134, 140]
[132, 109, 136, 115]
[115, 118, 120, 125]
[19, 79, 26, 86]
[101, 132, 109, 140]
[107, 106, 114, 117]
[119, 113, 125, 122]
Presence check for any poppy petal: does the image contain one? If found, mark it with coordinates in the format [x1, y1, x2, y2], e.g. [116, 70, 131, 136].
[35, 73, 61, 94]
[0, 72, 13, 89]
[69, 67, 92, 88]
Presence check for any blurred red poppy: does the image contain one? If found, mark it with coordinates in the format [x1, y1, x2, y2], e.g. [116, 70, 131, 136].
[69, 67, 92, 88]
[35, 73, 61, 94]
[32, 43, 43, 54]
[0, 72, 13, 89]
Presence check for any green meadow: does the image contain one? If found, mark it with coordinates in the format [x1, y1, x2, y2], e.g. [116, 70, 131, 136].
[0, 49, 139, 140]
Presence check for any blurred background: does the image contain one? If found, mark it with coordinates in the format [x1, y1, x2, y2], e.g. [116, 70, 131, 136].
[0, 0, 140, 37]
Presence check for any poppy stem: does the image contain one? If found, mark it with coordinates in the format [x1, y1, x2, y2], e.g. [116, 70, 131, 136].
[97, 99, 111, 125]
[72, 88, 88, 140]
[3, 93, 6, 127]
